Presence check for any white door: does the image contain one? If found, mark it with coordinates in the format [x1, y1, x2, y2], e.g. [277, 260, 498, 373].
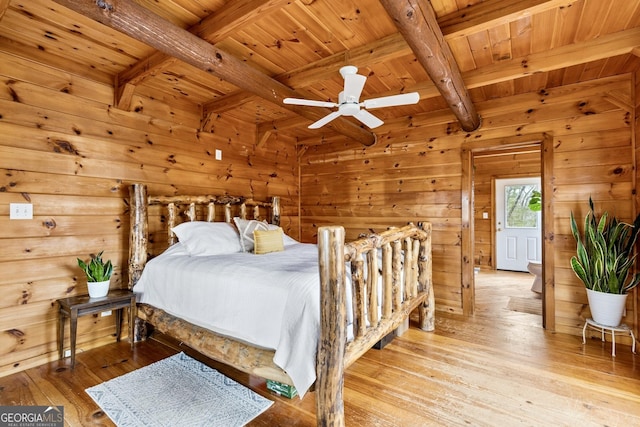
[495, 177, 542, 272]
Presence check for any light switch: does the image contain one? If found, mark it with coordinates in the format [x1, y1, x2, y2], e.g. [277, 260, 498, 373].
[215, 149, 222, 160]
[482, 212, 489, 219]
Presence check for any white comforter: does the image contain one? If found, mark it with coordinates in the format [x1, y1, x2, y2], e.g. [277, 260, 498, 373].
[132, 242, 320, 397]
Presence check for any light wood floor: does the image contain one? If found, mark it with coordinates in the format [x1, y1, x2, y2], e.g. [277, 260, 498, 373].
[2, 271, 639, 426]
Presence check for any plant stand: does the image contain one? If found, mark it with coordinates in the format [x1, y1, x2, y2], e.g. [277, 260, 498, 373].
[582, 318, 636, 357]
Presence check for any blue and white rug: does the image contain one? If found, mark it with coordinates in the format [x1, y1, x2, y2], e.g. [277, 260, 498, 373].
[86, 352, 273, 426]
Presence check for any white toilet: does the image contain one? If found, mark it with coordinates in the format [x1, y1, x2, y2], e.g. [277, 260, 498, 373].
[527, 262, 543, 294]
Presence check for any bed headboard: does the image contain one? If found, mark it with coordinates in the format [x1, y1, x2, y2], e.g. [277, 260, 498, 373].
[128, 183, 280, 289]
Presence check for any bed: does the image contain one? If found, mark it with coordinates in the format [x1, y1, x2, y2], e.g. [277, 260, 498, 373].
[127, 183, 434, 426]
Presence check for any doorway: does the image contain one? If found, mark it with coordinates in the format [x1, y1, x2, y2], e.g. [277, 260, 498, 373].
[461, 133, 555, 330]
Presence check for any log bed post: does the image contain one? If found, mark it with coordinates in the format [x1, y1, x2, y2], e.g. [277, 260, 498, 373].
[271, 196, 281, 225]
[129, 184, 149, 341]
[317, 225, 347, 427]
[128, 183, 148, 290]
[418, 222, 435, 331]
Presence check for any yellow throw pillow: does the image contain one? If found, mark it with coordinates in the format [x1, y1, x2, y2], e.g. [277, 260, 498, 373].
[253, 228, 284, 254]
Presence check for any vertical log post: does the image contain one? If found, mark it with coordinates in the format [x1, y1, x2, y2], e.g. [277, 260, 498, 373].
[392, 240, 402, 311]
[128, 183, 148, 289]
[207, 202, 215, 222]
[129, 183, 148, 342]
[167, 202, 177, 245]
[367, 250, 379, 326]
[382, 243, 392, 319]
[224, 204, 232, 223]
[271, 196, 281, 226]
[351, 253, 366, 338]
[186, 202, 196, 221]
[418, 222, 435, 331]
[316, 225, 347, 427]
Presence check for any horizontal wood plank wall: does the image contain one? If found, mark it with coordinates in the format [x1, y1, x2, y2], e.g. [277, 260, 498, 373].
[300, 74, 637, 337]
[473, 150, 541, 268]
[0, 48, 299, 377]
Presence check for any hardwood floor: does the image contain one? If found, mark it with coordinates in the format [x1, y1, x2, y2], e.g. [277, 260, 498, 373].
[2, 271, 639, 426]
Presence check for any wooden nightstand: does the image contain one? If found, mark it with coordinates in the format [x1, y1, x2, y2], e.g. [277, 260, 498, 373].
[57, 289, 136, 368]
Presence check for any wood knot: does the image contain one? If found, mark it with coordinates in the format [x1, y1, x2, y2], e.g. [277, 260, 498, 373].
[95, 0, 113, 11]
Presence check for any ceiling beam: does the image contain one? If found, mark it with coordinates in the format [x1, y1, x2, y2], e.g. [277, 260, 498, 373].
[266, 24, 639, 135]
[392, 26, 640, 100]
[438, 0, 578, 39]
[205, 0, 573, 120]
[115, 0, 289, 110]
[380, 0, 481, 132]
[52, 0, 377, 147]
[0, 0, 10, 22]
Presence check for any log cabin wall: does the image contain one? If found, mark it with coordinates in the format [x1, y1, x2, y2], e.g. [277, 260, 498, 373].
[472, 150, 541, 269]
[300, 73, 637, 338]
[0, 47, 299, 377]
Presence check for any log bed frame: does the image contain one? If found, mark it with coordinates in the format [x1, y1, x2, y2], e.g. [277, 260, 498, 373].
[127, 183, 434, 426]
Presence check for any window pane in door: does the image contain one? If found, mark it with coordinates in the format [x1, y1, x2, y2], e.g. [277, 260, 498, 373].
[504, 184, 538, 228]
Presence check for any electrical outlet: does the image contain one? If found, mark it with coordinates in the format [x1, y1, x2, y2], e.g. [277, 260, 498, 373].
[64, 349, 71, 358]
[101, 310, 112, 317]
[10, 203, 33, 220]
[215, 149, 222, 161]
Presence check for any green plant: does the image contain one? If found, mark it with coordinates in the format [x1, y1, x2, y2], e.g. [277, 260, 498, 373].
[528, 190, 542, 212]
[570, 197, 640, 294]
[77, 251, 113, 282]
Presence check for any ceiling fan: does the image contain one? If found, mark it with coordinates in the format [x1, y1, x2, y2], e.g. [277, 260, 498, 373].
[283, 66, 420, 129]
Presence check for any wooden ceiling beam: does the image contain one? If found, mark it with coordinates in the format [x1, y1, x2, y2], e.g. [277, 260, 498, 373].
[52, 0, 377, 147]
[114, 0, 288, 109]
[380, 0, 481, 132]
[205, 0, 570, 121]
[264, 27, 640, 135]
[438, 0, 578, 39]
[0, 0, 10, 22]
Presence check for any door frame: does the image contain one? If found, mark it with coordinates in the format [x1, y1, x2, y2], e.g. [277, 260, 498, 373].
[461, 132, 555, 330]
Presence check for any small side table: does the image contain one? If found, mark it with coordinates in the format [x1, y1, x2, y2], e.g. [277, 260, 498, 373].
[582, 318, 636, 357]
[57, 289, 136, 368]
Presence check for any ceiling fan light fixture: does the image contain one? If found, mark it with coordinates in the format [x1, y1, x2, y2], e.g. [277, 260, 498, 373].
[283, 65, 420, 129]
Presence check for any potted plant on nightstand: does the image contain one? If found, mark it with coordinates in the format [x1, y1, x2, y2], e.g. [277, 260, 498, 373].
[77, 251, 113, 298]
[570, 197, 640, 327]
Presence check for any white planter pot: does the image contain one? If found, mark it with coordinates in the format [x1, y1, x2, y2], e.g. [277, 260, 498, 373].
[586, 288, 628, 327]
[88, 280, 110, 298]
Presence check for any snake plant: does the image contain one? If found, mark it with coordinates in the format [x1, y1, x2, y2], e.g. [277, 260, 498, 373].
[77, 251, 113, 282]
[570, 197, 640, 294]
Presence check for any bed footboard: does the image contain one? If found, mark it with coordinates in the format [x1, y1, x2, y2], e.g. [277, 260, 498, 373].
[316, 223, 433, 426]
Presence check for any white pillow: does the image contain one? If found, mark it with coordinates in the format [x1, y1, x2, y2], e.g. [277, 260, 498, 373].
[233, 217, 270, 252]
[171, 221, 242, 256]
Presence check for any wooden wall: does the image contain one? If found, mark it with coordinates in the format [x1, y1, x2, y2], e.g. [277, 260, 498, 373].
[1, 43, 638, 377]
[473, 149, 541, 268]
[0, 47, 299, 377]
[301, 74, 637, 340]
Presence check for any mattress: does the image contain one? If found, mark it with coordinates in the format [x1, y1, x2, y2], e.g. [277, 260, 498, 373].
[132, 241, 321, 397]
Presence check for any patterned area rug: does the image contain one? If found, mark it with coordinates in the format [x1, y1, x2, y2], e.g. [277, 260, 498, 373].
[507, 296, 543, 315]
[86, 352, 273, 427]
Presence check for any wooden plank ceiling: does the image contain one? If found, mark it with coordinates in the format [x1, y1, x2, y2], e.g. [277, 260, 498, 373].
[1, 0, 640, 145]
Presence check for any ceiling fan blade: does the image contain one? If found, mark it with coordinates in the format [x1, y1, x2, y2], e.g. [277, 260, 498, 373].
[343, 73, 367, 102]
[362, 92, 420, 109]
[354, 109, 384, 129]
[308, 111, 343, 129]
[283, 98, 337, 108]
